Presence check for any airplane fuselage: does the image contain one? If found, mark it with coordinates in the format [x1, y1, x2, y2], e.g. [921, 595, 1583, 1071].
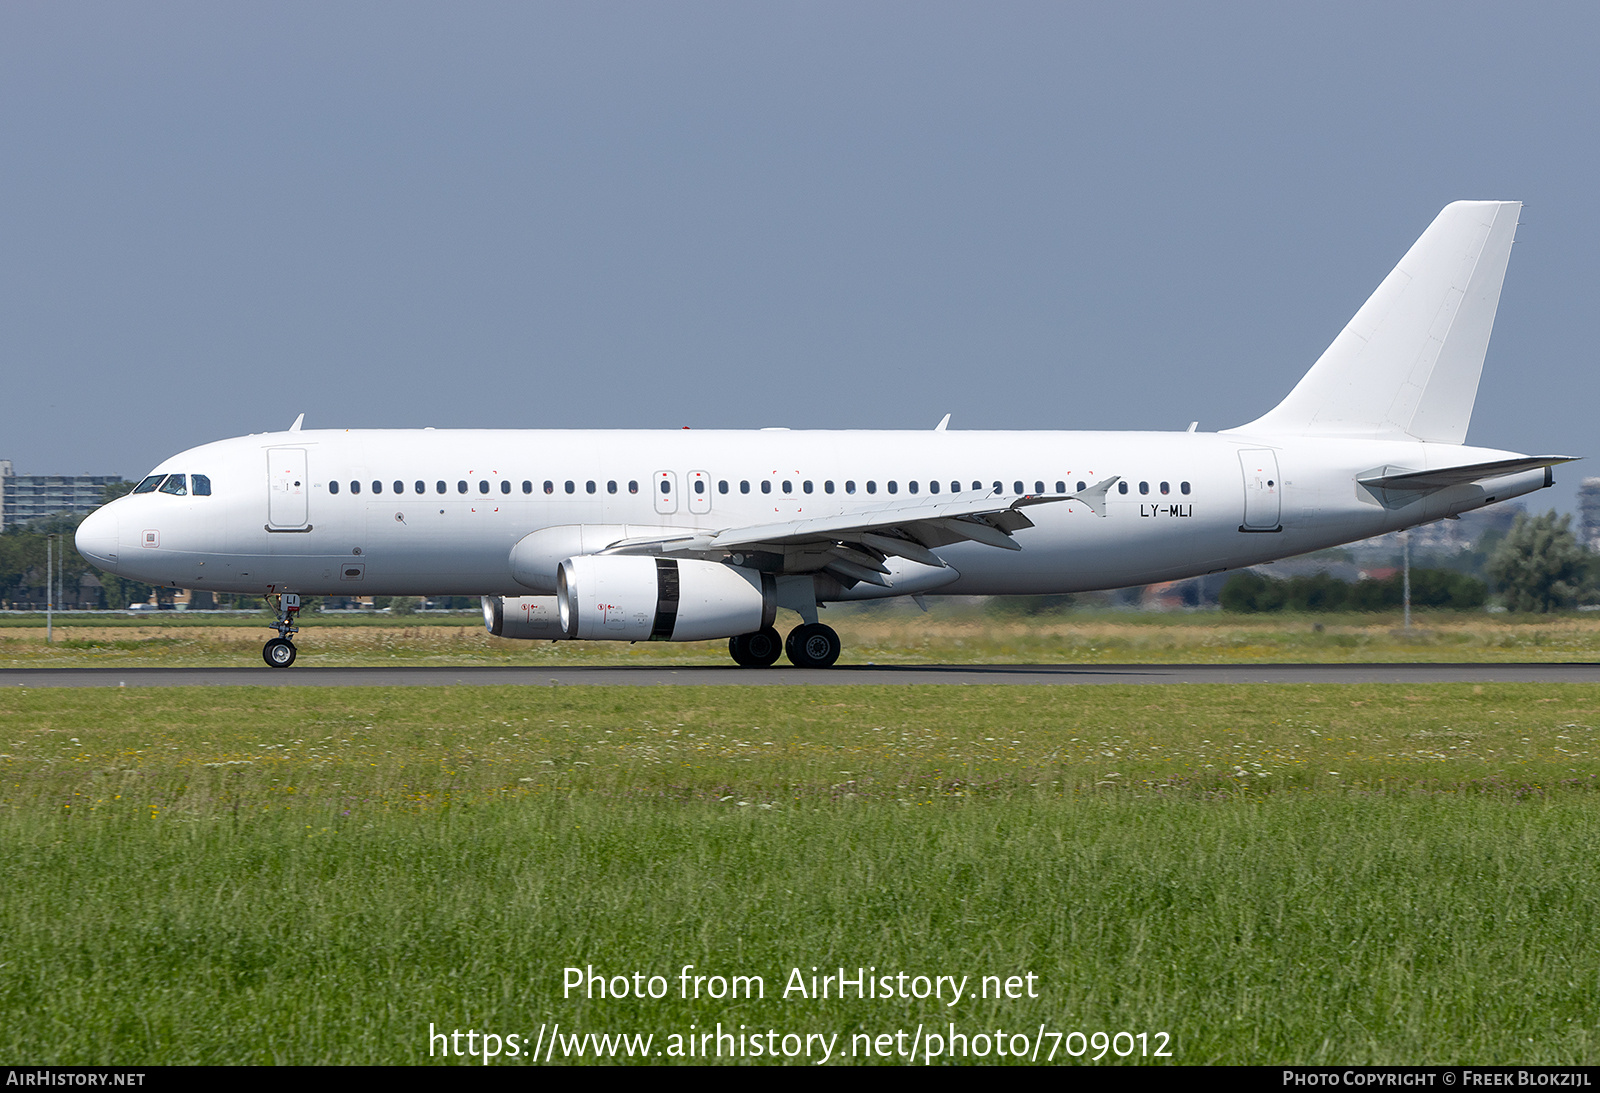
[78, 426, 1549, 599]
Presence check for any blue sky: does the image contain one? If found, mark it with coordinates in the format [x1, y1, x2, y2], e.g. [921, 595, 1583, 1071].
[3, 3, 1595, 511]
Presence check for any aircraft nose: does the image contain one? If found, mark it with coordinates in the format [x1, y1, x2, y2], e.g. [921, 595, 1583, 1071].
[75, 507, 120, 572]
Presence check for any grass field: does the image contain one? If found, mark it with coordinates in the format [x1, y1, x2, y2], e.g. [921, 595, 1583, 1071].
[5, 606, 1600, 667]
[4, 683, 1599, 1064]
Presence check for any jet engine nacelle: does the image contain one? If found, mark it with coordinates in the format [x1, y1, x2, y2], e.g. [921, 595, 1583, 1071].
[557, 555, 776, 641]
[482, 595, 562, 639]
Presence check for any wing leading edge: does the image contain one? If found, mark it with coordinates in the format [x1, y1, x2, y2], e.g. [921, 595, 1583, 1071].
[596, 477, 1120, 588]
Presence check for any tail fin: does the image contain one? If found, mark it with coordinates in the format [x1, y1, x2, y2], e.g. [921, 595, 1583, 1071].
[1227, 200, 1520, 443]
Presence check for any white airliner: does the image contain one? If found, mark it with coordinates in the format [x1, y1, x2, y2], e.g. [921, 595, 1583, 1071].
[76, 201, 1571, 668]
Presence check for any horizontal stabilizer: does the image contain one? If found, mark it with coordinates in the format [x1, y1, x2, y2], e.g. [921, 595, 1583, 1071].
[1357, 455, 1575, 492]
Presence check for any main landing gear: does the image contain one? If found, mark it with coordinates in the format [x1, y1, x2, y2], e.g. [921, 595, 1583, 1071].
[728, 626, 783, 667]
[263, 593, 301, 668]
[728, 622, 842, 669]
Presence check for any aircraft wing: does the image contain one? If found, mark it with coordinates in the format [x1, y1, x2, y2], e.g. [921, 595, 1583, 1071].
[596, 477, 1120, 587]
[1357, 455, 1576, 492]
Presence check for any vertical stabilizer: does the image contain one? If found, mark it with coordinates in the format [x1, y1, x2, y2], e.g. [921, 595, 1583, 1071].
[1228, 201, 1520, 443]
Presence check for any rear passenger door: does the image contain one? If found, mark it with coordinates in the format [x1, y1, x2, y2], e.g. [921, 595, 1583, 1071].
[1238, 449, 1281, 531]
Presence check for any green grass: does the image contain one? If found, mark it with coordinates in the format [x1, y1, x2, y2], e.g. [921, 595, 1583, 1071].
[3, 684, 1600, 1064]
[6, 606, 1600, 666]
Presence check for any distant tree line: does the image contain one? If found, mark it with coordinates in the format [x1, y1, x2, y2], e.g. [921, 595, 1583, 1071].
[1222, 511, 1600, 614]
[1221, 569, 1487, 613]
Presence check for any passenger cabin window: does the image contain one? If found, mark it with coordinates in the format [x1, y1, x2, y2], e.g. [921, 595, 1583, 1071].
[782, 481, 792, 494]
[501, 480, 511, 494]
[657, 480, 668, 495]
[608, 481, 618, 494]
[394, 480, 403, 494]
[972, 481, 983, 492]
[1117, 481, 1128, 494]
[1055, 481, 1065, 494]
[351, 481, 362, 495]
[740, 481, 750, 494]
[133, 474, 165, 494]
[718, 481, 729, 494]
[1139, 481, 1149, 495]
[479, 481, 489, 494]
[1160, 481, 1169, 495]
[457, 481, 467, 494]
[566, 481, 576, 494]
[373, 481, 383, 494]
[1181, 481, 1191, 495]
[845, 481, 856, 494]
[586, 481, 596, 494]
[522, 481, 532, 494]
[803, 481, 813, 494]
[951, 481, 961, 493]
[761, 481, 771, 494]
[866, 481, 877, 494]
[993, 481, 1003, 494]
[544, 481, 554, 495]
[825, 481, 835, 494]
[887, 481, 898, 494]
[1035, 481, 1045, 494]
[192, 474, 211, 496]
[908, 481, 918, 494]
[929, 481, 939, 494]
[694, 480, 705, 495]
[1014, 481, 1024, 494]
[1077, 481, 1086, 492]
[436, 481, 447, 494]
[329, 480, 340, 495]
[628, 481, 639, 494]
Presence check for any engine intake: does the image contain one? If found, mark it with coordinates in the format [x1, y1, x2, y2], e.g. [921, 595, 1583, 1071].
[557, 556, 776, 641]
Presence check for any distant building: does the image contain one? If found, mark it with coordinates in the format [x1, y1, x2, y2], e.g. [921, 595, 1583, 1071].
[1579, 478, 1600, 551]
[0, 460, 126, 530]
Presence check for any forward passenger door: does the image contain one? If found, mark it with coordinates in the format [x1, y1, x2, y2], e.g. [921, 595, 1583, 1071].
[267, 448, 310, 530]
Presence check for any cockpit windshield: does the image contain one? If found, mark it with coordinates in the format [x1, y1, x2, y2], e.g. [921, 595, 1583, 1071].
[132, 472, 211, 497]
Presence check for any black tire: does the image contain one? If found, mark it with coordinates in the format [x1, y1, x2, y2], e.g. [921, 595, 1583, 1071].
[729, 626, 783, 667]
[785, 622, 841, 669]
[263, 638, 297, 668]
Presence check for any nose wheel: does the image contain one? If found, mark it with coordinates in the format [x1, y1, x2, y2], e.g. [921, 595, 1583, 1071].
[263, 592, 303, 668]
[263, 638, 297, 668]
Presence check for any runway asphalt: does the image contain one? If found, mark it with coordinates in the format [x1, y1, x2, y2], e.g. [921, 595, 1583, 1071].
[3, 663, 1599, 687]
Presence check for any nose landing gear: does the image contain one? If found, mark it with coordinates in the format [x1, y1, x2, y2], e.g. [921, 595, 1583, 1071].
[263, 593, 302, 668]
